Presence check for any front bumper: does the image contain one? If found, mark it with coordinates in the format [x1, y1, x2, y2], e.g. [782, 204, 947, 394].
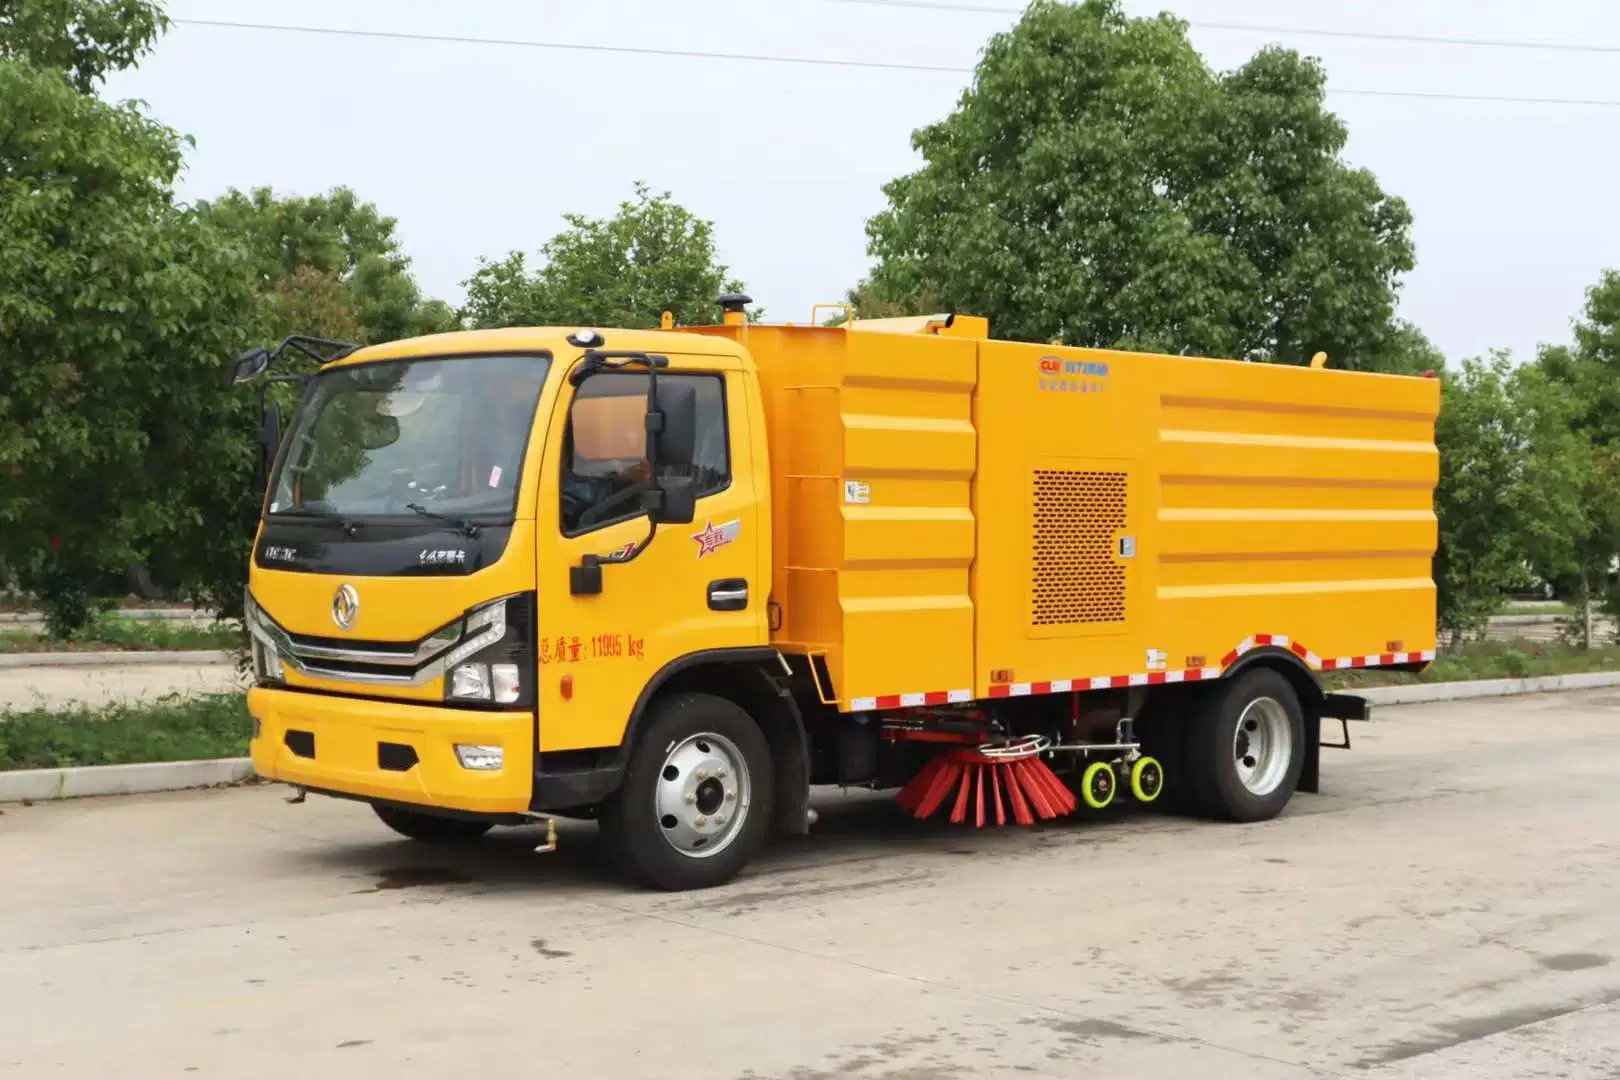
[248, 686, 533, 814]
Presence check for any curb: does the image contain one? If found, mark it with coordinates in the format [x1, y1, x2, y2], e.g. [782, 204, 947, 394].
[4, 674, 1620, 804]
[0, 609, 214, 624]
[1359, 671, 1620, 706]
[0, 757, 255, 803]
[0, 650, 234, 669]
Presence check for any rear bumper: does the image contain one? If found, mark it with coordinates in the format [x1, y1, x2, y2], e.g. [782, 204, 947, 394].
[248, 687, 533, 814]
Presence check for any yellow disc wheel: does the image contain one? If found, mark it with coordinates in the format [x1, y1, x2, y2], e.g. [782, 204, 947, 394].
[1080, 762, 1117, 810]
[1130, 756, 1164, 803]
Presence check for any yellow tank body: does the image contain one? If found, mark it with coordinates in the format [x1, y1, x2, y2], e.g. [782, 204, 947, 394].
[683, 318, 1439, 708]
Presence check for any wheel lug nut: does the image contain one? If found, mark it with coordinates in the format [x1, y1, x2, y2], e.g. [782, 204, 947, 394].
[685, 794, 697, 805]
[695, 769, 708, 780]
[714, 815, 727, 825]
[716, 767, 727, 778]
[695, 815, 707, 826]
[725, 791, 736, 802]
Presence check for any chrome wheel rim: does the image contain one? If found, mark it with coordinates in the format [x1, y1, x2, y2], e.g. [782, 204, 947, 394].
[1233, 697, 1292, 796]
[654, 732, 751, 859]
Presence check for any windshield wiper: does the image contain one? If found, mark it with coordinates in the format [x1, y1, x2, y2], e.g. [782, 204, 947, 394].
[279, 503, 361, 536]
[406, 502, 481, 538]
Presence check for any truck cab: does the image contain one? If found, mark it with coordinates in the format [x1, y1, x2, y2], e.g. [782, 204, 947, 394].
[243, 303, 794, 890]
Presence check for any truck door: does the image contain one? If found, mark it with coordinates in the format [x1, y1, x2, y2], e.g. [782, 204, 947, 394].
[532, 354, 768, 754]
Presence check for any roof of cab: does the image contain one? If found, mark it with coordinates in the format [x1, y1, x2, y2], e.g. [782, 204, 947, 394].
[329, 325, 746, 367]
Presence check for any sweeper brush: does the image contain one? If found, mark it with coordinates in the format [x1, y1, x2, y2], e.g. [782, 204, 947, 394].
[896, 735, 1078, 826]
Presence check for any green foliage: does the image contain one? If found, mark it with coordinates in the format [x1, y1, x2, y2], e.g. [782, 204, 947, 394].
[0, 56, 265, 636]
[0, 612, 241, 651]
[195, 185, 458, 345]
[1535, 270, 1620, 637]
[0, 0, 166, 91]
[0, 691, 249, 770]
[855, 0, 1414, 370]
[1432, 354, 1590, 641]
[461, 181, 750, 330]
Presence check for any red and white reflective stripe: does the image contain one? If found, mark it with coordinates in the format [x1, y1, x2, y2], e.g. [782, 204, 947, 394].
[988, 667, 1224, 699]
[849, 688, 973, 712]
[1319, 652, 1436, 670]
[849, 635, 1436, 711]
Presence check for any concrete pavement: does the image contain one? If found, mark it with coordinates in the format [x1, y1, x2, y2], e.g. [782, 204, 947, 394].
[0, 662, 244, 711]
[1, 690, 1618, 1078]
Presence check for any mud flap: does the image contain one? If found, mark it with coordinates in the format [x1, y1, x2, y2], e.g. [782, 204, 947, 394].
[1300, 712, 1321, 794]
[1303, 693, 1373, 794]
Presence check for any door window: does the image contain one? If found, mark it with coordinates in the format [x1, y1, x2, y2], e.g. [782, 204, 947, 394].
[560, 371, 730, 535]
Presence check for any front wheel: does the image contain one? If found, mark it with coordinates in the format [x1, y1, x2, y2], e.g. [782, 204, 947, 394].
[598, 692, 774, 891]
[371, 803, 494, 844]
[1184, 669, 1306, 823]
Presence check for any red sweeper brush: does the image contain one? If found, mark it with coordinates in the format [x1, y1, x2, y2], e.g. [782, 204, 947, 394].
[896, 735, 1077, 826]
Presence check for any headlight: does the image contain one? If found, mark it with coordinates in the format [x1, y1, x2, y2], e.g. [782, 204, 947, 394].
[443, 596, 533, 707]
[245, 590, 285, 684]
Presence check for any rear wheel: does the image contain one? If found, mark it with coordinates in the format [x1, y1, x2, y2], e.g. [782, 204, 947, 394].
[1184, 669, 1306, 822]
[371, 803, 494, 844]
[598, 692, 774, 891]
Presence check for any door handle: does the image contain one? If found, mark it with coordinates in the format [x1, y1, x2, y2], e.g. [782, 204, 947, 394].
[707, 579, 749, 612]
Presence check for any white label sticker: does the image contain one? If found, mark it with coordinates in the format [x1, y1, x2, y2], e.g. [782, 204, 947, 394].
[488, 465, 502, 488]
[844, 480, 871, 505]
[1118, 535, 1137, 558]
[1146, 648, 1167, 671]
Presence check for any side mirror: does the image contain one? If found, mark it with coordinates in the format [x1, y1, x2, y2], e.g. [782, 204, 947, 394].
[644, 474, 697, 526]
[648, 380, 697, 470]
[228, 347, 271, 387]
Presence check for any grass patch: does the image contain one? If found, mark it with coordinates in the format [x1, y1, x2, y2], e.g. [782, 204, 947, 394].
[0, 692, 249, 771]
[0, 614, 242, 653]
[1325, 638, 1620, 690]
[1502, 602, 1573, 616]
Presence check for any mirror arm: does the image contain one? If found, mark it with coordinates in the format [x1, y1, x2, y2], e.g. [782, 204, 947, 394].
[572, 513, 660, 597]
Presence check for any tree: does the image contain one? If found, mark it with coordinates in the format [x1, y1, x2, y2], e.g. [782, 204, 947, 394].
[461, 181, 752, 330]
[1431, 354, 1589, 644]
[0, 55, 264, 635]
[1537, 269, 1620, 640]
[196, 185, 458, 345]
[854, 0, 1414, 370]
[0, 0, 166, 92]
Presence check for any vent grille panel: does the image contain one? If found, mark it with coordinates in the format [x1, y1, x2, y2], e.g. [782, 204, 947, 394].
[1031, 469, 1128, 626]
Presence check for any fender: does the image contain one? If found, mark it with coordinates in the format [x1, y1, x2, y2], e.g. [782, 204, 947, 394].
[1220, 645, 1326, 794]
[529, 646, 794, 815]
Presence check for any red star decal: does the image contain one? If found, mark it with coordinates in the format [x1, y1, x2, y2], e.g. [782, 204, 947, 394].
[691, 518, 740, 558]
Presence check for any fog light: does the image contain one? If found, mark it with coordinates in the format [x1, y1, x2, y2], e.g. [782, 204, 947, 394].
[454, 744, 504, 771]
[449, 663, 491, 700]
[491, 663, 521, 704]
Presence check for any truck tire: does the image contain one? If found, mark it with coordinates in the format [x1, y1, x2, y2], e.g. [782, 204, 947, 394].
[371, 803, 494, 844]
[1184, 669, 1305, 823]
[598, 691, 774, 891]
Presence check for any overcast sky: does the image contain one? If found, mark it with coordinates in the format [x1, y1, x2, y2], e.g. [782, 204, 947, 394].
[104, 0, 1620, 365]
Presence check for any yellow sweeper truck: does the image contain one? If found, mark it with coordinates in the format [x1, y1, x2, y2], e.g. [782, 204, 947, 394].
[228, 295, 1439, 890]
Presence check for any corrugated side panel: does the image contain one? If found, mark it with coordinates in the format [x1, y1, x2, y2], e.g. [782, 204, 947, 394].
[731, 325, 977, 708]
[1154, 360, 1440, 663]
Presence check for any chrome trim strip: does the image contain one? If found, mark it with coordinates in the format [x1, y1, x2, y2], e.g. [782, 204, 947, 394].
[286, 629, 460, 667]
[244, 592, 509, 689]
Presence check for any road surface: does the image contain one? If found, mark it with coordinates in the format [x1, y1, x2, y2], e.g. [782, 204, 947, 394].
[2, 691, 1618, 1078]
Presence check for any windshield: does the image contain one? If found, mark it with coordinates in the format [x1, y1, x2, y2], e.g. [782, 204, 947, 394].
[267, 354, 551, 520]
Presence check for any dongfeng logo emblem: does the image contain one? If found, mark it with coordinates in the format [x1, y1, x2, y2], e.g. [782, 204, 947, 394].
[331, 583, 360, 631]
